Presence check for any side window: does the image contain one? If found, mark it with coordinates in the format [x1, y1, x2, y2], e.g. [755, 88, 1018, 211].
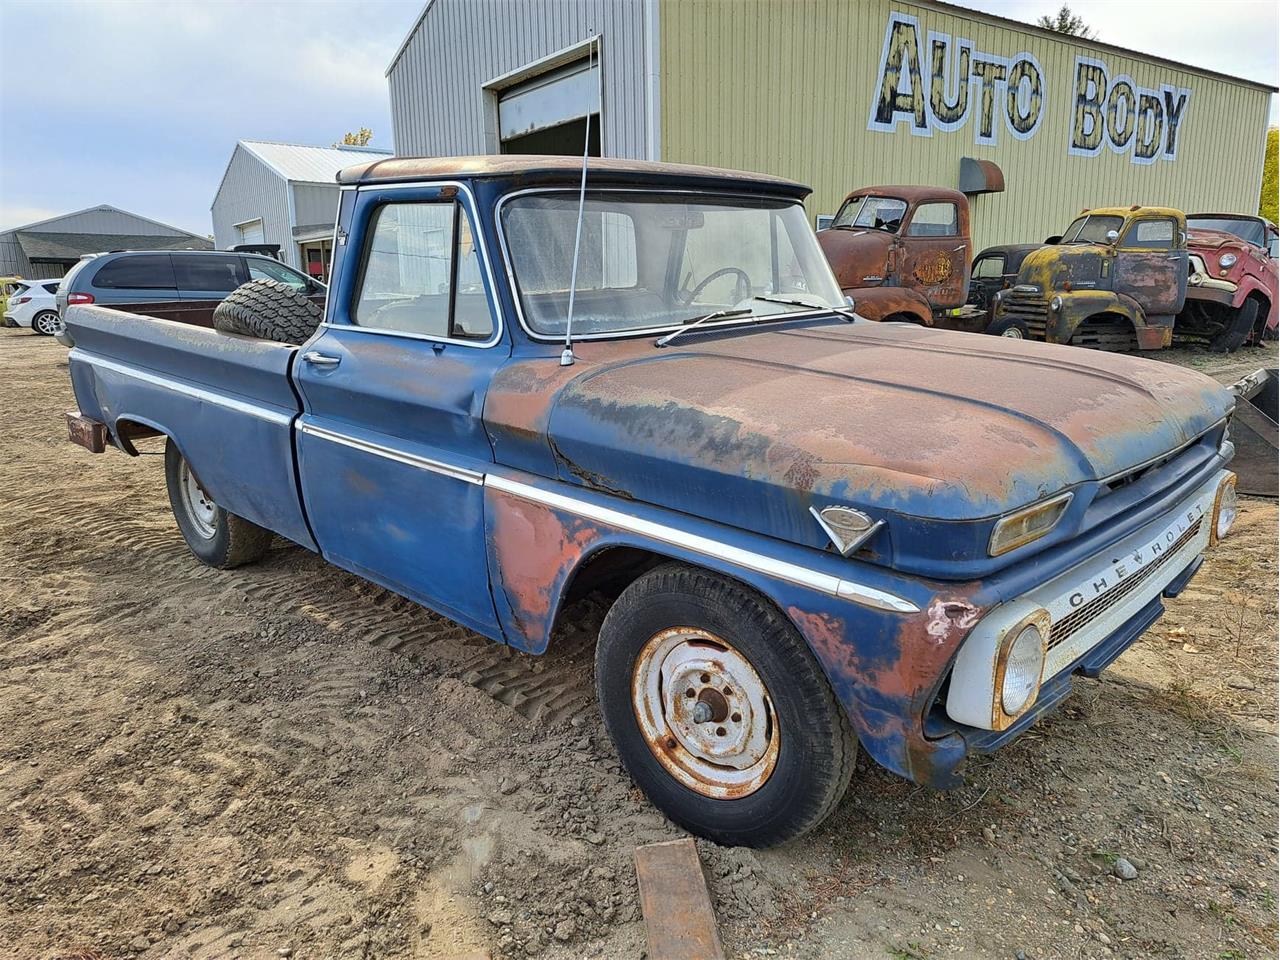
[353, 201, 494, 341]
[92, 255, 177, 290]
[971, 256, 1005, 279]
[906, 202, 959, 237]
[173, 255, 247, 292]
[42, 282, 60, 294]
[248, 258, 312, 292]
[1124, 219, 1175, 249]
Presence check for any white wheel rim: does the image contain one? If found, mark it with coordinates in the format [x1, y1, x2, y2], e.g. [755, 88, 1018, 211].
[631, 628, 779, 799]
[179, 460, 218, 538]
[1001, 327, 1024, 338]
[36, 313, 61, 335]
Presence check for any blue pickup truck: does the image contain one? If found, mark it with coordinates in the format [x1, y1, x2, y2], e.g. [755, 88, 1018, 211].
[61, 156, 1240, 847]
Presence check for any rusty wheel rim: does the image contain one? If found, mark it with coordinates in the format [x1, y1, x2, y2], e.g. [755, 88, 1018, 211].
[178, 460, 218, 539]
[631, 627, 780, 799]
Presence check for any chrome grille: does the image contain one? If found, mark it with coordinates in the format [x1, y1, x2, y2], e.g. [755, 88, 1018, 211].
[1048, 518, 1203, 651]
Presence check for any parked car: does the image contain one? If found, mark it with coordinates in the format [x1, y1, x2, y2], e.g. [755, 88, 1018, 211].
[57, 250, 324, 328]
[992, 206, 1189, 350]
[5, 279, 63, 335]
[1177, 213, 1278, 351]
[61, 156, 1239, 848]
[965, 244, 1044, 335]
[1, 275, 24, 325]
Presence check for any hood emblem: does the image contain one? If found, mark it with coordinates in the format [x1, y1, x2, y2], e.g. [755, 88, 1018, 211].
[810, 505, 885, 557]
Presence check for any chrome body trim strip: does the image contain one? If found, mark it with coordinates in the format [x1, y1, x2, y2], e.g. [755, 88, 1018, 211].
[485, 473, 920, 614]
[299, 422, 484, 485]
[77, 353, 294, 426]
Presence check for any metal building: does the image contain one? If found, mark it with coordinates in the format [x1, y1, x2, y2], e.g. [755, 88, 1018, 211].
[385, 0, 1275, 250]
[0, 205, 211, 281]
[211, 141, 392, 279]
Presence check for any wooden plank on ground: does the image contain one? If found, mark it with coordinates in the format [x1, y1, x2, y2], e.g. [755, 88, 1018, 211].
[634, 837, 725, 960]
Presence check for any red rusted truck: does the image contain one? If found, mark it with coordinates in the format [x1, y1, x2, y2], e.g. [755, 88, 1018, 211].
[817, 186, 993, 332]
[1179, 213, 1278, 351]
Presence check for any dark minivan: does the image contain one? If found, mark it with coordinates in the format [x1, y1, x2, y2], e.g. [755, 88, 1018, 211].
[57, 250, 325, 328]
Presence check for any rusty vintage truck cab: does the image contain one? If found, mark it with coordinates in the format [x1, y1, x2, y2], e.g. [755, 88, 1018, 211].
[816, 186, 976, 328]
[992, 206, 1189, 350]
[1179, 213, 1279, 352]
[61, 158, 1239, 848]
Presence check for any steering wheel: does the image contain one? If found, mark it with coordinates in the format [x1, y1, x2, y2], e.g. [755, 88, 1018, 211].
[681, 266, 751, 306]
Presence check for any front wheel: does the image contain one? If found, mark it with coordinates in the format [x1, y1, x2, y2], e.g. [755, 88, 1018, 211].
[32, 310, 63, 336]
[164, 439, 273, 568]
[986, 316, 1028, 339]
[1209, 299, 1258, 353]
[596, 563, 856, 847]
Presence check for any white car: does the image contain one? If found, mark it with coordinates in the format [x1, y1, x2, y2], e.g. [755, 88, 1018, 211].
[5, 280, 64, 335]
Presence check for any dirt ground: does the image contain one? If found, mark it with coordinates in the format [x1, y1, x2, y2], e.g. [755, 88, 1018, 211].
[2, 328, 1276, 960]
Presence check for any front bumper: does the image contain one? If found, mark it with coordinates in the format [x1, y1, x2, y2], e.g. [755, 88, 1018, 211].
[921, 469, 1228, 783]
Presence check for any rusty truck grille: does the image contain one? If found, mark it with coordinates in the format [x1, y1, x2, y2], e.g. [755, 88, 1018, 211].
[1047, 518, 1203, 651]
[1002, 291, 1048, 339]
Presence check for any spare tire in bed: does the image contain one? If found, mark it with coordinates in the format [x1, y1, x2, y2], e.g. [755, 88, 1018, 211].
[213, 279, 323, 345]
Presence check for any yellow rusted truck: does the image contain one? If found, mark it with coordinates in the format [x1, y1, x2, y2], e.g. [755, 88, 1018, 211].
[992, 206, 1188, 350]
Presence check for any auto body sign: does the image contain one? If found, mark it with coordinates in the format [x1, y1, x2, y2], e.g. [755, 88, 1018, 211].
[868, 11, 1192, 165]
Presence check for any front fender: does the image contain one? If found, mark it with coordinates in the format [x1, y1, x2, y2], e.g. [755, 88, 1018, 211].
[1043, 290, 1161, 345]
[482, 470, 978, 788]
[846, 287, 934, 325]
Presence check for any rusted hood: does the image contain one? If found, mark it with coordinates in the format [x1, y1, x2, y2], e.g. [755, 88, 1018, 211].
[544, 322, 1232, 536]
[816, 229, 893, 289]
[1186, 228, 1241, 252]
[1016, 243, 1104, 290]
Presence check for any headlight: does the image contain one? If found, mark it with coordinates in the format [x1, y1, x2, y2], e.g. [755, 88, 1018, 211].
[1219, 253, 1238, 269]
[1050, 295, 1063, 312]
[989, 492, 1073, 556]
[1211, 472, 1238, 545]
[998, 620, 1047, 716]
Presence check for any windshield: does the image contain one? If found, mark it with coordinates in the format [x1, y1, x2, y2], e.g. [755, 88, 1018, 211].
[829, 195, 908, 232]
[501, 192, 845, 338]
[1187, 216, 1266, 248]
[1061, 214, 1124, 244]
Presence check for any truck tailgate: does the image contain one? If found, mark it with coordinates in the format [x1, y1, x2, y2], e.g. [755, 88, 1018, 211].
[65, 305, 315, 550]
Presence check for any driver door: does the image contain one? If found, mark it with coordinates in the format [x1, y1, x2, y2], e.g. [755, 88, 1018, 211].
[1114, 216, 1186, 316]
[897, 200, 969, 310]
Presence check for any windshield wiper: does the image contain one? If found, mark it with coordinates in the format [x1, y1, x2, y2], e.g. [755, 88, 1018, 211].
[654, 307, 753, 348]
[754, 295, 858, 322]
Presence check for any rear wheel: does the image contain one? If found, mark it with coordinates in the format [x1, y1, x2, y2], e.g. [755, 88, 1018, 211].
[1209, 298, 1259, 353]
[596, 563, 856, 847]
[164, 439, 272, 568]
[32, 310, 62, 336]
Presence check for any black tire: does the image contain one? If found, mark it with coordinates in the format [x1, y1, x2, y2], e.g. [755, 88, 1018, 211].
[164, 439, 272, 568]
[213, 278, 322, 345]
[986, 316, 1029, 339]
[596, 563, 856, 847]
[1209, 298, 1259, 353]
[31, 310, 61, 336]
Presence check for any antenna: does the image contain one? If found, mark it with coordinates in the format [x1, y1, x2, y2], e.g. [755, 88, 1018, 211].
[560, 36, 597, 367]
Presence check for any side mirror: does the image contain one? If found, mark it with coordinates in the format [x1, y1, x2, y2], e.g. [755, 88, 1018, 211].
[1105, 229, 1120, 244]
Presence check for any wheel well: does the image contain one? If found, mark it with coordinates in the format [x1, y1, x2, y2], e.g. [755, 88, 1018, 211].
[557, 546, 669, 615]
[1246, 291, 1272, 338]
[885, 311, 929, 325]
[113, 417, 165, 456]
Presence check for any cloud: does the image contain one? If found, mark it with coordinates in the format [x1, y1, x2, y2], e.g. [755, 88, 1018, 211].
[0, 204, 66, 232]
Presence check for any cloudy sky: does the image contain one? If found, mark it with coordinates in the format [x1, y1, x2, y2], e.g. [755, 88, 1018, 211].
[1, 0, 1275, 236]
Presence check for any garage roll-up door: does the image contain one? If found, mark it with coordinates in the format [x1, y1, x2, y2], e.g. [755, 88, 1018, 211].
[237, 219, 265, 245]
[498, 58, 600, 141]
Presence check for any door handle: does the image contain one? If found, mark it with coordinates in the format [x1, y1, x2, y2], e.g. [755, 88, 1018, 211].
[302, 351, 341, 367]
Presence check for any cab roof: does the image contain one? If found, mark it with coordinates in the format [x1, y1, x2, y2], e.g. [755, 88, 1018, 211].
[840, 185, 968, 205]
[337, 154, 811, 199]
[1077, 205, 1185, 221]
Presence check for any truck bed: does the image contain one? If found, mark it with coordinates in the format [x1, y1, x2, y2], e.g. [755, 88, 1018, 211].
[65, 304, 317, 550]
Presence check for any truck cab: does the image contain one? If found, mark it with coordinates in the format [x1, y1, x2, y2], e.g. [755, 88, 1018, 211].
[1179, 213, 1278, 351]
[817, 186, 971, 326]
[993, 206, 1189, 350]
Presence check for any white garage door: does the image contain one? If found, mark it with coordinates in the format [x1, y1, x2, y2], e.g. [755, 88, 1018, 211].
[236, 219, 265, 245]
[498, 57, 599, 142]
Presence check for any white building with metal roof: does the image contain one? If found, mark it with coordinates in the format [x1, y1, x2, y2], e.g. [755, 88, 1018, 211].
[211, 140, 391, 280]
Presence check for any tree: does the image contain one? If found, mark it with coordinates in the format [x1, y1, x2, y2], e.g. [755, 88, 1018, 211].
[334, 127, 374, 147]
[1036, 4, 1096, 39]
[1260, 127, 1278, 224]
